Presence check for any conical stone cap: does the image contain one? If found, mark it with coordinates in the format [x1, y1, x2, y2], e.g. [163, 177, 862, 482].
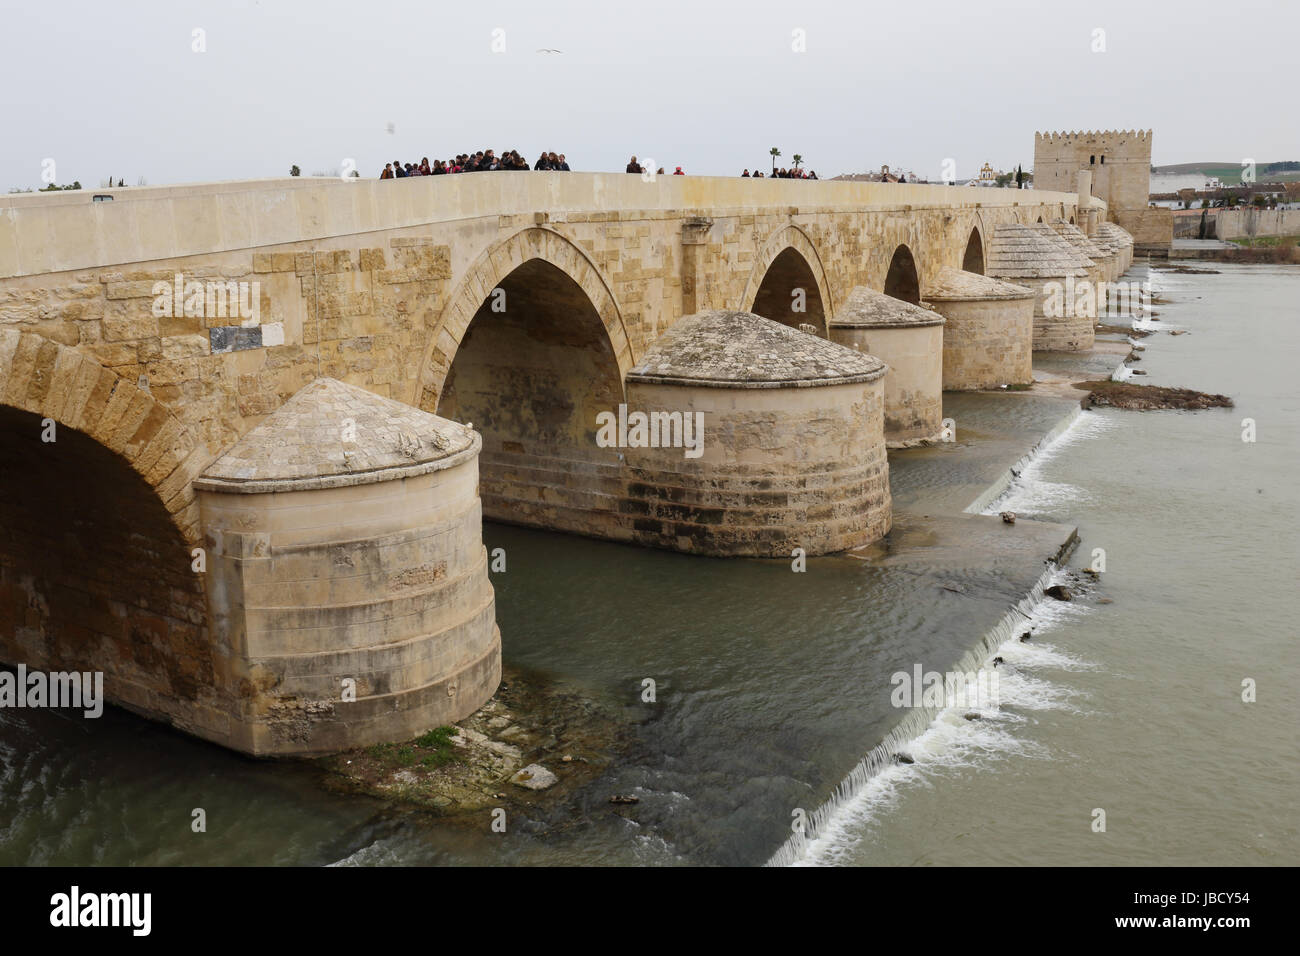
[1096, 221, 1134, 249]
[831, 286, 945, 329]
[924, 267, 1035, 302]
[627, 310, 885, 389]
[987, 223, 1091, 279]
[1050, 220, 1107, 263]
[195, 377, 479, 493]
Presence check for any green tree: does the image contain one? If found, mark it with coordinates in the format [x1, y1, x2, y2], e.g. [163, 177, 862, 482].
[792, 153, 803, 171]
[769, 147, 781, 174]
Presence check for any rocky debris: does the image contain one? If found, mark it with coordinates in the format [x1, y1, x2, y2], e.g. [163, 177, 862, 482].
[1000, 511, 1016, 524]
[1074, 380, 1233, 411]
[1169, 329, 1189, 336]
[963, 712, 982, 721]
[609, 794, 640, 805]
[315, 666, 625, 818]
[510, 764, 558, 791]
[1130, 369, 1148, 375]
[992, 656, 1005, 667]
[1019, 629, 1033, 642]
[1045, 584, 1072, 601]
[1099, 324, 1152, 338]
[895, 753, 915, 765]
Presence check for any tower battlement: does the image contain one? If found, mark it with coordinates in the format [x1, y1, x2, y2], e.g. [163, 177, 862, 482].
[1033, 128, 1169, 252]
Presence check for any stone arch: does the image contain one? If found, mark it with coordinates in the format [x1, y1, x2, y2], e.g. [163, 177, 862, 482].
[962, 225, 986, 275]
[1036, 215, 1044, 223]
[0, 330, 204, 543]
[0, 330, 214, 725]
[741, 224, 834, 335]
[421, 231, 629, 538]
[416, 227, 631, 412]
[884, 244, 922, 304]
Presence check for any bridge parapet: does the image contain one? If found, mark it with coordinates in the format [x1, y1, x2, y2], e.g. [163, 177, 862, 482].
[1, 173, 1086, 280]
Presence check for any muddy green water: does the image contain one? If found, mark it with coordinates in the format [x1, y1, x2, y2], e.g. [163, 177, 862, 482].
[1, 263, 1295, 867]
[809, 263, 1300, 866]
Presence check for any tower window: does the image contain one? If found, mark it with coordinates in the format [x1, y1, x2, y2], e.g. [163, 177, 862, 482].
[1090, 155, 1096, 164]
[1100, 156, 1105, 164]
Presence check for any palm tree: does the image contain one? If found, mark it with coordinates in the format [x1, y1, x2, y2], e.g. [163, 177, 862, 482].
[792, 154, 803, 171]
[769, 147, 781, 175]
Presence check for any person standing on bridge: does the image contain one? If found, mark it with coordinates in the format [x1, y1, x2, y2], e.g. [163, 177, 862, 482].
[380, 163, 394, 180]
[627, 156, 643, 174]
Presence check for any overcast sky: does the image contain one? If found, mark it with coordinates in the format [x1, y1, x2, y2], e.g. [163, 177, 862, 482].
[3, 0, 1294, 190]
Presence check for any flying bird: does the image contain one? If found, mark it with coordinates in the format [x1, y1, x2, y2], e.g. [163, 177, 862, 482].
[536, 48, 565, 54]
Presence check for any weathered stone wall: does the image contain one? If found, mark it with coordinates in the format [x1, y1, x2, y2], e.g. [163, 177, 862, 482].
[198, 455, 499, 755]
[1172, 206, 1300, 240]
[828, 324, 943, 443]
[933, 296, 1034, 390]
[623, 379, 891, 556]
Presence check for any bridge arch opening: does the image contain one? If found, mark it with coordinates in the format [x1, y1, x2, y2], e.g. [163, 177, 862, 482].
[436, 257, 625, 535]
[0, 405, 210, 714]
[884, 245, 921, 304]
[750, 247, 828, 335]
[962, 227, 985, 275]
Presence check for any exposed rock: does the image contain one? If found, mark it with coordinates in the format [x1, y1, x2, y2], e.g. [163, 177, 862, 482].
[510, 764, 558, 791]
[963, 712, 982, 721]
[895, 753, 915, 764]
[609, 794, 640, 805]
[1073, 380, 1233, 411]
[1000, 511, 1016, 524]
[1045, 584, 1072, 601]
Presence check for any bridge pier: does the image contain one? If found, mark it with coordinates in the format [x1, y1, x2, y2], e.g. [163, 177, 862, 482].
[194, 378, 499, 755]
[830, 286, 945, 445]
[622, 310, 891, 556]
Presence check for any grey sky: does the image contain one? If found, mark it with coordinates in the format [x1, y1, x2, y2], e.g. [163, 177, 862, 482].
[3, 0, 1294, 190]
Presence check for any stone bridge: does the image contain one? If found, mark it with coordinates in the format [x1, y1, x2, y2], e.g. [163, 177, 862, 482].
[0, 173, 1097, 754]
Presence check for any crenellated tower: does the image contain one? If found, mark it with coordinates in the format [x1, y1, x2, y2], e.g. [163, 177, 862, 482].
[1034, 130, 1171, 253]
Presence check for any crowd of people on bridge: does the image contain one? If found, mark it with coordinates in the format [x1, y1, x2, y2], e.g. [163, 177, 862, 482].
[380, 149, 571, 178]
[377, 151, 831, 180]
[741, 168, 820, 180]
